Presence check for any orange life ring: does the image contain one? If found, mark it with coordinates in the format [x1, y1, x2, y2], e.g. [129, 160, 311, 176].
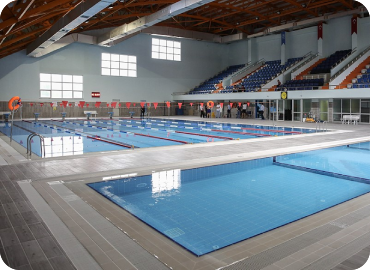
[8, 96, 21, 111]
[207, 101, 214, 108]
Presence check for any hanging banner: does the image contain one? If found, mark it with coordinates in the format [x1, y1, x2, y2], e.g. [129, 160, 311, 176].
[40, 103, 44, 107]
[220, 103, 224, 109]
[111, 102, 117, 108]
[68, 103, 72, 107]
[79, 101, 85, 108]
[281, 31, 286, 45]
[318, 22, 323, 40]
[178, 103, 182, 109]
[30, 103, 34, 107]
[62, 101, 68, 108]
[126, 102, 131, 109]
[190, 103, 193, 107]
[140, 102, 145, 108]
[106, 103, 110, 107]
[133, 103, 136, 107]
[351, 15, 357, 35]
[166, 101, 171, 108]
[153, 102, 158, 109]
[86, 103, 90, 107]
[95, 102, 101, 108]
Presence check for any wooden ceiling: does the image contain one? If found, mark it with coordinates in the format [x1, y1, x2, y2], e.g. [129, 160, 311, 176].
[0, 0, 364, 59]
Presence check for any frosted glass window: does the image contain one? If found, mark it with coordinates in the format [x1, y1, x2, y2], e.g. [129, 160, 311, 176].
[63, 91, 73, 98]
[52, 91, 62, 98]
[62, 75, 73, 82]
[52, 74, 62, 82]
[128, 70, 136, 77]
[102, 53, 110, 60]
[40, 73, 51, 81]
[52, 82, 62, 90]
[151, 38, 181, 61]
[40, 91, 51, 98]
[40, 82, 51, 90]
[63, 83, 73, 90]
[101, 53, 137, 77]
[74, 91, 83, 99]
[40, 73, 83, 98]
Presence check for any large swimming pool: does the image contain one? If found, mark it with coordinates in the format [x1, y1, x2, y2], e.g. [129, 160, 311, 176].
[0, 118, 320, 157]
[87, 142, 370, 256]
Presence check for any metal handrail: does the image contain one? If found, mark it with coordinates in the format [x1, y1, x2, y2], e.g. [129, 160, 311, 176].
[27, 133, 45, 158]
[291, 52, 318, 73]
[330, 45, 370, 82]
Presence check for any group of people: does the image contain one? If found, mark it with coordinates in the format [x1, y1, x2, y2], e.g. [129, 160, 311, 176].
[199, 102, 265, 120]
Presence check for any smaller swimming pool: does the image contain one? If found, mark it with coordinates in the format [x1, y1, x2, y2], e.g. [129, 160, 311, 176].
[88, 142, 370, 256]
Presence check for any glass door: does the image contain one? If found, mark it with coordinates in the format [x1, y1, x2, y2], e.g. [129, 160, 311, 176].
[293, 100, 302, 121]
[277, 99, 284, 120]
[319, 100, 328, 121]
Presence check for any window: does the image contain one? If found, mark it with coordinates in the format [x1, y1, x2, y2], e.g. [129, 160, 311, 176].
[101, 53, 137, 77]
[40, 73, 83, 99]
[152, 38, 181, 61]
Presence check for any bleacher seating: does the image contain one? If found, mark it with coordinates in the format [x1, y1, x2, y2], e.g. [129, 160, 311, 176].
[231, 58, 302, 92]
[189, 64, 245, 94]
[352, 67, 370, 88]
[277, 78, 325, 91]
[310, 50, 351, 74]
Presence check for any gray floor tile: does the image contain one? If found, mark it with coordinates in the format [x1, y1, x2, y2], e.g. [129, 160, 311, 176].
[21, 239, 48, 264]
[37, 236, 64, 259]
[13, 225, 35, 243]
[49, 256, 76, 270]
[0, 246, 8, 266]
[17, 264, 33, 270]
[28, 223, 50, 239]
[21, 211, 41, 225]
[0, 216, 11, 230]
[7, 212, 26, 227]
[30, 259, 54, 270]
[4, 244, 29, 268]
[0, 228, 20, 247]
[3, 202, 19, 216]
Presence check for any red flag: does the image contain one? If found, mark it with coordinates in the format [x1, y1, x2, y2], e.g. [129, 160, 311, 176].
[200, 103, 204, 107]
[86, 103, 90, 107]
[30, 103, 34, 107]
[166, 101, 171, 108]
[133, 103, 136, 106]
[126, 102, 131, 109]
[140, 102, 145, 108]
[318, 22, 323, 40]
[50, 103, 54, 107]
[79, 101, 85, 108]
[153, 102, 158, 109]
[111, 102, 117, 108]
[40, 103, 44, 107]
[106, 103, 110, 107]
[62, 101, 68, 108]
[238, 102, 241, 107]
[229, 102, 233, 108]
[119, 103, 121, 108]
[247, 102, 250, 107]
[351, 15, 357, 35]
[190, 103, 193, 107]
[178, 103, 182, 109]
[68, 103, 72, 107]
[220, 103, 223, 109]
[147, 103, 150, 107]
[95, 102, 101, 108]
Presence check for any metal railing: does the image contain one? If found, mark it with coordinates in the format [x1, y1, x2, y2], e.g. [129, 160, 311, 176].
[330, 45, 370, 82]
[291, 51, 317, 73]
[315, 121, 328, 132]
[27, 133, 45, 159]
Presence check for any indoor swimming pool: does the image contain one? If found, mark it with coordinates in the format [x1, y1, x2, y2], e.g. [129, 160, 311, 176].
[0, 118, 321, 157]
[87, 142, 370, 256]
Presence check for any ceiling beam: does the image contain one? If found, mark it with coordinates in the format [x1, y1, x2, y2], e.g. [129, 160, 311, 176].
[26, 0, 116, 57]
[97, 0, 218, 46]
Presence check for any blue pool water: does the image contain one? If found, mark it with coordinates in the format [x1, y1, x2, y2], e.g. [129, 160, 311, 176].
[88, 144, 370, 256]
[0, 118, 319, 157]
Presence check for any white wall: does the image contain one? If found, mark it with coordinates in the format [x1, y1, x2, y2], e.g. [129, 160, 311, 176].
[0, 34, 228, 102]
[323, 16, 352, 57]
[358, 16, 370, 51]
[226, 40, 249, 66]
[286, 26, 317, 59]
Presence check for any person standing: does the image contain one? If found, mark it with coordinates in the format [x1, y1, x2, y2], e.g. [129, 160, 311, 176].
[242, 102, 247, 118]
[216, 103, 221, 118]
[237, 103, 241, 118]
[227, 103, 231, 118]
[259, 103, 265, 120]
[200, 103, 205, 118]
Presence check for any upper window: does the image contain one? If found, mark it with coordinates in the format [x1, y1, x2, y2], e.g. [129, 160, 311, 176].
[101, 53, 137, 77]
[40, 73, 83, 99]
[152, 38, 181, 61]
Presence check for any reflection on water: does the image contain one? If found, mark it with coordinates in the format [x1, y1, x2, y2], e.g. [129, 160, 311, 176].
[44, 136, 83, 158]
[152, 169, 181, 197]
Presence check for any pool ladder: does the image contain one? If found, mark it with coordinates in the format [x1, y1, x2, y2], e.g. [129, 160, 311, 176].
[27, 133, 46, 159]
[315, 121, 328, 132]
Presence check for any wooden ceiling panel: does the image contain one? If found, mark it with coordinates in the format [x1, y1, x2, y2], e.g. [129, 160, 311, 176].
[0, 0, 364, 58]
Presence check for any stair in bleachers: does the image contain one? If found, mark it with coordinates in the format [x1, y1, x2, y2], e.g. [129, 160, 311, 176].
[189, 64, 245, 95]
[296, 58, 326, 80]
[239, 58, 303, 92]
[310, 50, 351, 74]
[336, 56, 370, 89]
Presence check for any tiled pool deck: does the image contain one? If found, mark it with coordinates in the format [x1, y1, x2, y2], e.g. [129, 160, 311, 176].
[0, 116, 369, 270]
